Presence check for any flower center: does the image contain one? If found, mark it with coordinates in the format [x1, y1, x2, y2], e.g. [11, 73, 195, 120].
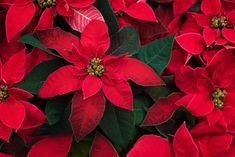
[115, 11, 125, 17]
[38, 0, 56, 8]
[87, 58, 105, 77]
[0, 81, 8, 102]
[212, 88, 227, 109]
[210, 16, 228, 28]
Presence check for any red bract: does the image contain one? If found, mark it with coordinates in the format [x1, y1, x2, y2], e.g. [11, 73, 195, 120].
[39, 20, 163, 140]
[4, 0, 95, 41]
[109, 0, 157, 27]
[0, 49, 46, 142]
[90, 132, 119, 157]
[127, 135, 173, 157]
[175, 56, 235, 132]
[190, 0, 235, 47]
[27, 134, 73, 157]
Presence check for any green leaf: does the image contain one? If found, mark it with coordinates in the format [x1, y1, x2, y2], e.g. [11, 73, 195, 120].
[19, 33, 61, 58]
[136, 35, 175, 75]
[94, 0, 119, 35]
[133, 95, 153, 125]
[36, 104, 72, 136]
[45, 94, 72, 125]
[68, 141, 92, 157]
[99, 104, 135, 151]
[15, 59, 66, 95]
[106, 26, 140, 56]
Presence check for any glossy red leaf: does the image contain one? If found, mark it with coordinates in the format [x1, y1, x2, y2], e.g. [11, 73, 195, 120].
[175, 33, 205, 54]
[201, 0, 221, 16]
[127, 135, 173, 157]
[143, 93, 183, 126]
[121, 57, 164, 86]
[82, 75, 102, 99]
[6, 0, 35, 42]
[173, 122, 199, 157]
[90, 132, 119, 157]
[27, 134, 73, 157]
[69, 91, 105, 141]
[173, 0, 197, 16]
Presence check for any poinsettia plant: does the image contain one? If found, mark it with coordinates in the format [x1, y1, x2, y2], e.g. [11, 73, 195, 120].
[0, 0, 235, 156]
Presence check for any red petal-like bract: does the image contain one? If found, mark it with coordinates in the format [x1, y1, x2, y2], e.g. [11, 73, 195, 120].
[80, 20, 110, 58]
[37, 28, 79, 62]
[27, 134, 73, 157]
[173, 122, 199, 157]
[121, 57, 164, 86]
[1, 48, 25, 86]
[65, 5, 105, 33]
[127, 135, 173, 157]
[175, 33, 205, 54]
[102, 81, 133, 110]
[0, 121, 12, 142]
[69, 91, 105, 141]
[90, 132, 119, 157]
[201, 0, 221, 16]
[82, 75, 102, 99]
[222, 28, 235, 44]
[143, 93, 183, 126]
[124, 2, 157, 22]
[6, 0, 35, 42]
[39, 65, 82, 97]
[0, 97, 25, 130]
[20, 101, 46, 129]
[173, 0, 197, 16]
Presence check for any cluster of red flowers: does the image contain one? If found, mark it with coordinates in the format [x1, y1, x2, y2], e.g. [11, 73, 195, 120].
[0, 0, 235, 156]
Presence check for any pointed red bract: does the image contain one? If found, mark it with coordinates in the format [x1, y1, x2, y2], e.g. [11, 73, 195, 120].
[173, 0, 197, 16]
[124, 2, 156, 22]
[143, 93, 183, 126]
[27, 134, 73, 157]
[201, 0, 221, 16]
[0, 97, 25, 130]
[39, 65, 83, 97]
[102, 81, 133, 110]
[222, 28, 235, 44]
[173, 122, 199, 157]
[127, 135, 173, 157]
[1, 49, 25, 86]
[69, 91, 105, 141]
[121, 57, 164, 86]
[20, 101, 46, 129]
[0, 121, 12, 142]
[6, 0, 35, 42]
[82, 75, 102, 99]
[90, 132, 119, 157]
[175, 33, 205, 54]
[80, 20, 110, 57]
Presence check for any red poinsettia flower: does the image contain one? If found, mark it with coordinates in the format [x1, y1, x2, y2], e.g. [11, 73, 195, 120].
[179, 0, 235, 49]
[4, 0, 95, 41]
[175, 55, 235, 132]
[0, 49, 46, 142]
[38, 20, 163, 140]
[109, 0, 157, 27]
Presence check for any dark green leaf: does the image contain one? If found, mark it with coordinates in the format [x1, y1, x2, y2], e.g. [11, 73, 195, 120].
[133, 96, 153, 125]
[68, 141, 92, 157]
[19, 33, 61, 58]
[99, 104, 135, 150]
[36, 104, 72, 136]
[136, 35, 175, 75]
[45, 94, 72, 125]
[94, 0, 119, 35]
[15, 59, 66, 95]
[106, 26, 140, 56]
